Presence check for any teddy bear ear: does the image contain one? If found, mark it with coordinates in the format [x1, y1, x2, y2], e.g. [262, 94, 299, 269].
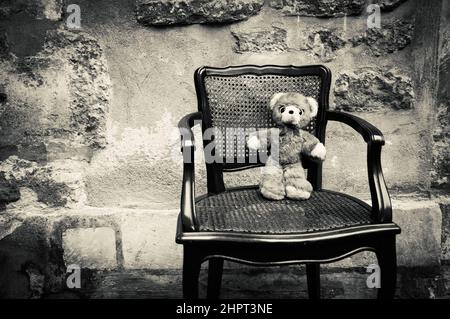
[306, 97, 319, 117]
[269, 93, 284, 110]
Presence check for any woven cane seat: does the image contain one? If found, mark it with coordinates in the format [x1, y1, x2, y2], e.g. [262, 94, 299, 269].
[196, 188, 373, 234]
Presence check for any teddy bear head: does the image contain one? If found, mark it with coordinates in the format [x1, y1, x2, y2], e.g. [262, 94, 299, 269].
[269, 92, 319, 129]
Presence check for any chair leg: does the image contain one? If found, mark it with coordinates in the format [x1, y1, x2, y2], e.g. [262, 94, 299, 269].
[376, 238, 397, 299]
[306, 263, 320, 299]
[207, 258, 224, 299]
[182, 246, 203, 299]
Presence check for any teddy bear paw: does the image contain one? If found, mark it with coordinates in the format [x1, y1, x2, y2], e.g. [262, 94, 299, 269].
[247, 135, 261, 150]
[311, 143, 326, 160]
[261, 187, 285, 200]
[285, 186, 311, 200]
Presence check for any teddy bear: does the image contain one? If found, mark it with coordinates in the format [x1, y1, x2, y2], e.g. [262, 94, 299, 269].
[247, 92, 326, 200]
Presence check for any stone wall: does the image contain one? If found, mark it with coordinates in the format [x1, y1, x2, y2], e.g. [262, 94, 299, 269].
[82, 0, 427, 209]
[0, 0, 448, 297]
[0, 1, 111, 209]
[0, 0, 438, 210]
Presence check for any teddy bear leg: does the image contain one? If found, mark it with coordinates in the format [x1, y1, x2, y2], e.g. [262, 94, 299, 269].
[284, 163, 313, 200]
[260, 157, 285, 200]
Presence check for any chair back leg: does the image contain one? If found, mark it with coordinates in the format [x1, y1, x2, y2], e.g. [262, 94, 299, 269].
[306, 263, 321, 299]
[207, 258, 224, 299]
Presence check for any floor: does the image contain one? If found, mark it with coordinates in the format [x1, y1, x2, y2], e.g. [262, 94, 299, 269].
[57, 264, 450, 299]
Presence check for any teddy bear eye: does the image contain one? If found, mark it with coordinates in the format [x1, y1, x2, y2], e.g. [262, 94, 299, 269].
[299, 109, 303, 115]
[279, 106, 286, 113]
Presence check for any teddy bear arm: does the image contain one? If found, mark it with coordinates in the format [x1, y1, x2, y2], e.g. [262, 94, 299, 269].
[302, 131, 326, 160]
[301, 132, 321, 155]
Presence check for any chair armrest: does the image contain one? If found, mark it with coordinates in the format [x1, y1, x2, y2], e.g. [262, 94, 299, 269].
[327, 111, 385, 145]
[179, 112, 202, 151]
[178, 112, 202, 232]
[326, 111, 392, 223]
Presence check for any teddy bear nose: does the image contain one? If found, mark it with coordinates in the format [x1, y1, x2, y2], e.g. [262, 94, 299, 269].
[289, 110, 294, 114]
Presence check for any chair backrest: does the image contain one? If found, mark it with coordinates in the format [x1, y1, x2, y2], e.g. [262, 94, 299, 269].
[194, 65, 332, 193]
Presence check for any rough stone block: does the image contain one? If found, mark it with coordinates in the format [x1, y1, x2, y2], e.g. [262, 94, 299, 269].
[306, 29, 346, 61]
[432, 104, 450, 189]
[0, 156, 86, 208]
[0, 0, 63, 21]
[284, 23, 347, 61]
[44, 30, 111, 149]
[439, 199, 450, 260]
[269, 0, 365, 17]
[136, 0, 265, 25]
[393, 200, 442, 267]
[0, 172, 20, 205]
[432, 50, 450, 189]
[0, 215, 67, 298]
[350, 19, 414, 56]
[324, 200, 442, 268]
[120, 210, 182, 269]
[334, 67, 415, 112]
[232, 26, 288, 53]
[62, 227, 117, 270]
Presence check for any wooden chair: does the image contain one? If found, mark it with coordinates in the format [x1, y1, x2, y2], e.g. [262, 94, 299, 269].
[176, 65, 401, 299]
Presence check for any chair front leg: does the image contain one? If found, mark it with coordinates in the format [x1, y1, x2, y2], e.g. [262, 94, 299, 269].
[207, 258, 224, 299]
[306, 263, 320, 299]
[375, 236, 397, 299]
[183, 246, 203, 299]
